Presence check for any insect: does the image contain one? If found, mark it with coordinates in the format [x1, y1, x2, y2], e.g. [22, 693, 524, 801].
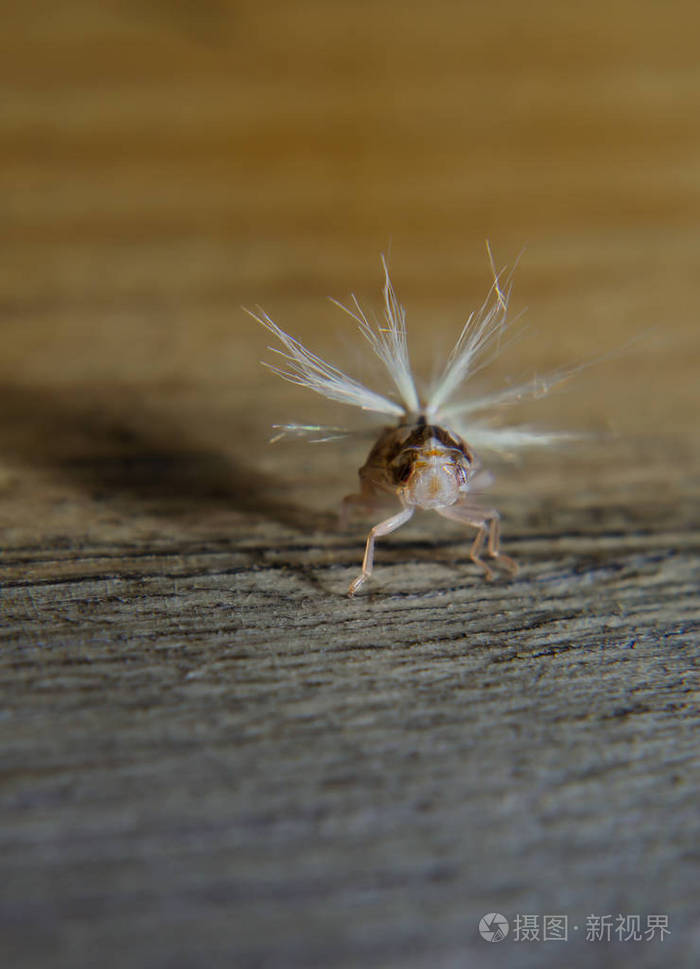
[248, 249, 576, 595]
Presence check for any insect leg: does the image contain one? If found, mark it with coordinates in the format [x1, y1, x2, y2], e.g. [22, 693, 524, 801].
[437, 503, 517, 580]
[339, 490, 398, 530]
[348, 506, 415, 596]
[486, 513, 517, 575]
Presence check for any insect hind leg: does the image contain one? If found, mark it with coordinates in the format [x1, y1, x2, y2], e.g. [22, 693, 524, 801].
[437, 502, 517, 581]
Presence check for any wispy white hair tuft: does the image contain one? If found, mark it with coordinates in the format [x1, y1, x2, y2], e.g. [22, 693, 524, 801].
[440, 365, 582, 422]
[331, 255, 421, 414]
[245, 306, 405, 418]
[250, 249, 587, 460]
[454, 422, 583, 456]
[426, 246, 514, 418]
[268, 423, 350, 444]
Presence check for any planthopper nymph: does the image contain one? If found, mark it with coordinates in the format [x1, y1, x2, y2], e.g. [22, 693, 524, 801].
[248, 250, 576, 596]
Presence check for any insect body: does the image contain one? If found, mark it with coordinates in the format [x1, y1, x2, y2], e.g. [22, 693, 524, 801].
[343, 418, 515, 594]
[248, 251, 573, 595]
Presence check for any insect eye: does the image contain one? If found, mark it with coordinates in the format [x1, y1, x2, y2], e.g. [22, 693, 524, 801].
[394, 461, 413, 483]
[455, 465, 470, 486]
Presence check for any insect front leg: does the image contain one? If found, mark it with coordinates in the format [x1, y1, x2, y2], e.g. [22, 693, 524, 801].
[437, 502, 517, 581]
[340, 459, 398, 531]
[339, 491, 399, 530]
[348, 506, 415, 596]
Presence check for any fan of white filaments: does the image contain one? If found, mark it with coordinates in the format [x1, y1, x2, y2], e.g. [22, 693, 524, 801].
[246, 251, 580, 455]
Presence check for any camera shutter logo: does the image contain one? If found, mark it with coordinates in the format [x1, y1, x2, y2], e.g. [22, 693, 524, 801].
[479, 913, 510, 942]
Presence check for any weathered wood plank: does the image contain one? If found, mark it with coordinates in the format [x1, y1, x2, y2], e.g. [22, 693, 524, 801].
[1, 1, 699, 967]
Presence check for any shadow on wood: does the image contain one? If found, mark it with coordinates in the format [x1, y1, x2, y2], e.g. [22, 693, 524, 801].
[0, 383, 335, 533]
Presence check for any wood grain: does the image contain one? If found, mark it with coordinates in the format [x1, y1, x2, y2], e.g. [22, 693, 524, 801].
[1, 2, 699, 967]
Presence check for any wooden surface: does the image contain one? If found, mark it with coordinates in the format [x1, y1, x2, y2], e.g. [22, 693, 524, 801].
[1, 2, 699, 967]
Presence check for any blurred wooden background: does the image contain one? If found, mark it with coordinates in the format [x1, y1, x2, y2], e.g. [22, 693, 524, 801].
[1, 2, 699, 968]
